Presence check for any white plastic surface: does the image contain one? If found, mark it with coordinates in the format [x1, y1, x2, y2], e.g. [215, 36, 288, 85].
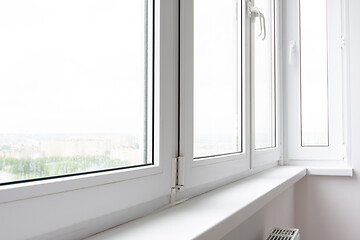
[86, 167, 306, 240]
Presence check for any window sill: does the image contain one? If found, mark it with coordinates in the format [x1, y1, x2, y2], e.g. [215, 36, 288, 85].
[306, 167, 353, 176]
[86, 166, 306, 240]
[284, 160, 353, 176]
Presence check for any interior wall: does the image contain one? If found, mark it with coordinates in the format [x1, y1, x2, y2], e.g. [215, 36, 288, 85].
[222, 186, 295, 240]
[294, 175, 359, 239]
[293, 0, 360, 239]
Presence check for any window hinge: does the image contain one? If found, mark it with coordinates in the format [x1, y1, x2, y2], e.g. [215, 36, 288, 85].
[341, 35, 346, 49]
[171, 156, 184, 192]
[247, 0, 253, 17]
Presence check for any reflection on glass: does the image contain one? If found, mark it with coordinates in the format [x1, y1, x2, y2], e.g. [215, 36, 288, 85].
[254, 0, 276, 149]
[194, 0, 242, 158]
[0, 0, 152, 183]
[300, 0, 329, 146]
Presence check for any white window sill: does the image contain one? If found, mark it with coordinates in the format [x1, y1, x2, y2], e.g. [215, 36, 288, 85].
[85, 166, 306, 240]
[306, 167, 353, 176]
[284, 160, 353, 176]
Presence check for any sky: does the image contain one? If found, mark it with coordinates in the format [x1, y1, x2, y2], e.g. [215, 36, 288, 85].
[0, 0, 148, 135]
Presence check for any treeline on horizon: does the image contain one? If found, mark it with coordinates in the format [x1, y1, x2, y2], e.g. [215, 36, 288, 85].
[0, 156, 132, 181]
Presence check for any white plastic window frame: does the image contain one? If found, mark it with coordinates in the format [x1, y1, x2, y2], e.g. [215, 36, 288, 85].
[0, 1, 178, 239]
[179, 0, 250, 198]
[251, 0, 282, 168]
[178, 0, 281, 200]
[284, 0, 349, 166]
[0, 0, 285, 237]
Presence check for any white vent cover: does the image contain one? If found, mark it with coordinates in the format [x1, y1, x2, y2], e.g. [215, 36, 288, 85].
[265, 228, 300, 240]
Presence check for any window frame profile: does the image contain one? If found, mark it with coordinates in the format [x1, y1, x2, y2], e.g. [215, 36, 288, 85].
[251, 0, 282, 168]
[285, 0, 346, 163]
[0, 0, 156, 187]
[178, 0, 281, 200]
[178, 0, 251, 199]
[0, 0, 284, 201]
[0, 2, 179, 239]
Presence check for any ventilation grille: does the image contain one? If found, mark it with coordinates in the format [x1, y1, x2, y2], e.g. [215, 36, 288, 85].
[265, 228, 300, 240]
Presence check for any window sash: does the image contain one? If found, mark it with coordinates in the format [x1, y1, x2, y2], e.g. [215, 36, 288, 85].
[179, 0, 280, 195]
[0, 0, 155, 185]
[286, 0, 344, 161]
[251, 0, 281, 167]
[0, 0, 177, 229]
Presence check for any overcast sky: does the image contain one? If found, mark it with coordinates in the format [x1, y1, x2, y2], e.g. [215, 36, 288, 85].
[0, 0, 146, 135]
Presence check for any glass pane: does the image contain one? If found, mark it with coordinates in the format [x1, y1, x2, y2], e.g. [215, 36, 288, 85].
[254, 0, 276, 149]
[300, 0, 329, 146]
[0, 0, 152, 184]
[194, 0, 242, 158]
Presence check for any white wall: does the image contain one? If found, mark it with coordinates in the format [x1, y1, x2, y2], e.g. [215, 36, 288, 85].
[294, 175, 359, 239]
[293, 0, 360, 239]
[222, 186, 295, 240]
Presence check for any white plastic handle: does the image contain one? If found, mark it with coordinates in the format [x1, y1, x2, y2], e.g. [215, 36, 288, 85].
[288, 41, 296, 65]
[259, 12, 266, 40]
[249, 6, 266, 40]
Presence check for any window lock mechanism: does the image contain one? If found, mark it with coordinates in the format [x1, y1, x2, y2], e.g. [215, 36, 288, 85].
[248, 5, 266, 40]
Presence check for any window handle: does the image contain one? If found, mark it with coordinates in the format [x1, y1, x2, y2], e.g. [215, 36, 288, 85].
[248, 6, 266, 40]
[259, 12, 266, 40]
[288, 40, 296, 65]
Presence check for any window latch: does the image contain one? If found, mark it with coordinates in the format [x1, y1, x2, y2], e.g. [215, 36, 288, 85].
[248, 6, 266, 40]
